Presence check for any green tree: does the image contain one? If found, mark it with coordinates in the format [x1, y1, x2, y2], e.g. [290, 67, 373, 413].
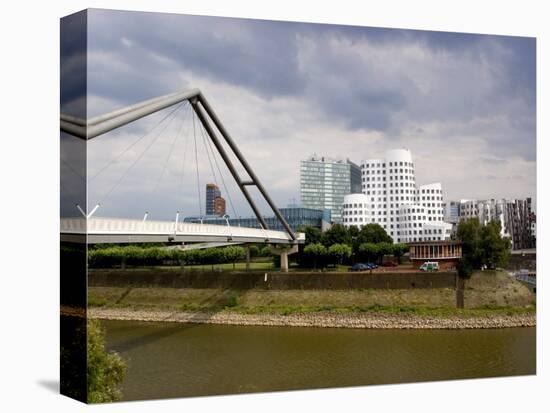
[392, 243, 409, 264]
[347, 225, 360, 238]
[358, 242, 380, 263]
[259, 245, 272, 257]
[298, 225, 322, 245]
[248, 245, 260, 257]
[480, 220, 511, 269]
[457, 259, 473, 279]
[377, 242, 394, 263]
[87, 320, 126, 403]
[222, 246, 247, 270]
[327, 243, 353, 266]
[304, 243, 328, 269]
[354, 224, 393, 252]
[456, 218, 511, 278]
[456, 218, 482, 270]
[321, 224, 352, 247]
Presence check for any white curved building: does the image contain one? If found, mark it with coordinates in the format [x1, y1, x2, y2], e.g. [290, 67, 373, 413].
[344, 148, 452, 243]
[342, 194, 370, 227]
[417, 183, 444, 222]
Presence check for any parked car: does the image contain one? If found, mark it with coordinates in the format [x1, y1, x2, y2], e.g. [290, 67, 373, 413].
[419, 261, 439, 271]
[348, 263, 378, 272]
[382, 261, 399, 267]
[348, 263, 370, 272]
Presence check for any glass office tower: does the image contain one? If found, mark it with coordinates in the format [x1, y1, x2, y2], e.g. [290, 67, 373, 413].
[300, 155, 360, 223]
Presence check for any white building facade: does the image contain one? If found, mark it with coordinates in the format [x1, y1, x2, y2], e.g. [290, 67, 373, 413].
[342, 149, 452, 243]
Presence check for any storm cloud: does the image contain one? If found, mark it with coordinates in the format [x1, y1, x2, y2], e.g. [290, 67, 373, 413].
[81, 9, 536, 220]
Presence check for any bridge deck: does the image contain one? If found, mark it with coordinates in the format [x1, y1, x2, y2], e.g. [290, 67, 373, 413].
[61, 217, 304, 245]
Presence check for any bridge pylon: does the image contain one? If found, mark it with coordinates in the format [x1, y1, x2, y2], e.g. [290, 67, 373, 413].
[61, 88, 297, 243]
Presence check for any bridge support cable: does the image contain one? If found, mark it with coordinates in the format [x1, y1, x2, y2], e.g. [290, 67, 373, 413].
[95, 102, 186, 208]
[178, 105, 193, 216]
[198, 116, 239, 220]
[89, 102, 184, 182]
[60, 157, 86, 182]
[192, 111, 203, 219]
[190, 95, 296, 241]
[148, 102, 191, 216]
[190, 98, 269, 231]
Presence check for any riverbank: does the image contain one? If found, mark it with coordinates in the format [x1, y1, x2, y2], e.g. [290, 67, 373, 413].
[87, 270, 535, 329]
[89, 307, 535, 329]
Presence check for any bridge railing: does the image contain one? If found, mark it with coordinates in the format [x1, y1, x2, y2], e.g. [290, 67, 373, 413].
[516, 274, 536, 286]
[61, 217, 305, 243]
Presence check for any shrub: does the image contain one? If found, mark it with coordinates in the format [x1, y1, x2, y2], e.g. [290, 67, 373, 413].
[88, 245, 248, 268]
[87, 320, 126, 403]
[225, 293, 239, 308]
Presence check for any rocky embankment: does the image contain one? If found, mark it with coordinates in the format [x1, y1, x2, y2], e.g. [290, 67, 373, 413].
[89, 308, 535, 330]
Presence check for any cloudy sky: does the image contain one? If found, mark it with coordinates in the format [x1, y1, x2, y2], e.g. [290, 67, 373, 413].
[76, 9, 536, 220]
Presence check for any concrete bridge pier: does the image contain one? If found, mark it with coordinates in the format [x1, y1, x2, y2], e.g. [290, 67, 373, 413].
[270, 244, 299, 272]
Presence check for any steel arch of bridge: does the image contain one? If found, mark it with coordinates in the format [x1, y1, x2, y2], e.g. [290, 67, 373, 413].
[61, 89, 296, 242]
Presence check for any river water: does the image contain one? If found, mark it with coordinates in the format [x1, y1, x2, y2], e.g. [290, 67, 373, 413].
[102, 320, 535, 401]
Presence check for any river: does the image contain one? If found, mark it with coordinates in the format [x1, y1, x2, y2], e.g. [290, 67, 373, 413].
[102, 320, 535, 401]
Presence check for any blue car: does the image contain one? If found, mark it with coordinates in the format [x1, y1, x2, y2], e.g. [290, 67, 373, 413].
[349, 263, 377, 272]
[349, 263, 369, 272]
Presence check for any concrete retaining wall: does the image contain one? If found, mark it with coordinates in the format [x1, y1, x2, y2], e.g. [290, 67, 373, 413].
[88, 269, 457, 290]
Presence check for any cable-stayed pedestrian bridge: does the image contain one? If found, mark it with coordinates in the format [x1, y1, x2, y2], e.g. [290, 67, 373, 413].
[61, 87, 305, 270]
[60, 217, 304, 245]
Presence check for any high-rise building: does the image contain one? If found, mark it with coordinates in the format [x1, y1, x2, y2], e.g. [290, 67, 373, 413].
[504, 198, 535, 250]
[213, 196, 226, 216]
[342, 148, 452, 243]
[300, 155, 361, 223]
[443, 201, 460, 224]
[205, 183, 225, 216]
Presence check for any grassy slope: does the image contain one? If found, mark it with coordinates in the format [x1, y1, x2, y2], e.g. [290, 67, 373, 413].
[88, 270, 535, 317]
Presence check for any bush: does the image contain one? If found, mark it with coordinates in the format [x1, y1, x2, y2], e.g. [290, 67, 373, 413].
[88, 245, 248, 268]
[225, 293, 239, 308]
[87, 320, 126, 403]
[258, 245, 272, 257]
[248, 245, 260, 257]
